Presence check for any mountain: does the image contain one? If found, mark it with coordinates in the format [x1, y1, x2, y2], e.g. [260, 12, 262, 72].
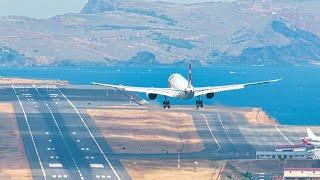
[0, 46, 34, 66]
[81, 0, 115, 14]
[0, 0, 319, 66]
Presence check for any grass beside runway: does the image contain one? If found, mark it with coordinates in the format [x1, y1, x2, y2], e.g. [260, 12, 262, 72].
[87, 106, 204, 154]
[0, 103, 32, 180]
[121, 159, 224, 180]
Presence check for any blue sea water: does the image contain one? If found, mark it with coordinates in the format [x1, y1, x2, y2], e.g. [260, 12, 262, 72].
[0, 66, 319, 125]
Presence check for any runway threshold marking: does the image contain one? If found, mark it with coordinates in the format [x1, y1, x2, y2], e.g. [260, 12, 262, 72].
[275, 125, 294, 145]
[12, 85, 47, 180]
[57, 87, 122, 180]
[90, 163, 104, 168]
[200, 113, 221, 152]
[49, 163, 63, 168]
[34, 87, 85, 180]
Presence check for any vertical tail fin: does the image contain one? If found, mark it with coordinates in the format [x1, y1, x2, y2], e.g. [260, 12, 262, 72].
[188, 63, 192, 87]
[307, 128, 317, 139]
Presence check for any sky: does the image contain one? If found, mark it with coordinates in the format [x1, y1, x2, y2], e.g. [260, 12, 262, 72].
[0, 0, 231, 19]
[0, 0, 88, 19]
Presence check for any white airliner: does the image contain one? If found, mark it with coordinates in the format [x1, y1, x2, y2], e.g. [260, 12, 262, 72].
[302, 128, 320, 147]
[92, 64, 281, 108]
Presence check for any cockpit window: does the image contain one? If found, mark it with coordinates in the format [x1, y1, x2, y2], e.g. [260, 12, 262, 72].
[168, 74, 176, 82]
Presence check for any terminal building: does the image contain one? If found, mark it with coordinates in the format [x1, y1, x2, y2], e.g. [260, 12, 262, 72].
[275, 144, 311, 152]
[256, 144, 314, 160]
[310, 148, 320, 160]
[283, 160, 320, 179]
[284, 168, 320, 179]
[256, 151, 311, 160]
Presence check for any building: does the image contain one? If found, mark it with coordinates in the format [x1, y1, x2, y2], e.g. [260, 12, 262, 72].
[283, 160, 320, 179]
[256, 151, 311, 159]
[284, 168, 320, 179]
[276, 144, 312, 152]
[311, 148, 320, 159]
[256, 144, 314, 160]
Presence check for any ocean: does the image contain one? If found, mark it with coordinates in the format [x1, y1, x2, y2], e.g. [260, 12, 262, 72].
[0, 65, 319, 125]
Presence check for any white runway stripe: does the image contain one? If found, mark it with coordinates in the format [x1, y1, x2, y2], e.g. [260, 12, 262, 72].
[58, 87, 122, 180]
[12, 85, 47, 180]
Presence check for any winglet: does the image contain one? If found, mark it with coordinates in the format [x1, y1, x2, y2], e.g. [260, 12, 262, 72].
[273, 77, 284, 82]
[188, 63, 192, 87]
[244, 77, 283, 87]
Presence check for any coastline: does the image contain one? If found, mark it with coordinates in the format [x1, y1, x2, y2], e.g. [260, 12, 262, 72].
[0, 77, 69, 85]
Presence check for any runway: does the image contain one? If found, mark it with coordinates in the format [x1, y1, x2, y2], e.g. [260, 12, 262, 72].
[6, 85, 131, 180]
[0, 83, 318, 179]
[191, 111, 256, 159]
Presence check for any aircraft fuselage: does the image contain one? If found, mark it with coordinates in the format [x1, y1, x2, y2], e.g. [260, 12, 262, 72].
[168, 73, 194, 100]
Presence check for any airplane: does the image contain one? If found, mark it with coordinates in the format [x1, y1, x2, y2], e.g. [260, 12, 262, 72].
[92, 64, 282, 108]
[302, 128, 320, 147]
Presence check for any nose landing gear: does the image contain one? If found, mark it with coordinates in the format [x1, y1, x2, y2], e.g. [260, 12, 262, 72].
[196, 98, 204, 108]
[163, 96, 170, 109]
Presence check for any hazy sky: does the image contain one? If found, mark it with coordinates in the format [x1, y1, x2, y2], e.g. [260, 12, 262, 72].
[0, 0, 88, 19]
[0, 0, 230, 19]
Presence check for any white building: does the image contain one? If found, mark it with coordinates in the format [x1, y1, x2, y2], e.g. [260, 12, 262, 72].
[256, 151, 311, 160]
[284, 168, 320, 179]
[310, 148, 320, 159]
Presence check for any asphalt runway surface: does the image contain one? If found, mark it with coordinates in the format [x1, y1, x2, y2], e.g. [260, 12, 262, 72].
[1, 85, 131, 180]
[0, 84, 317, 179]
[193, 111, 256, 156]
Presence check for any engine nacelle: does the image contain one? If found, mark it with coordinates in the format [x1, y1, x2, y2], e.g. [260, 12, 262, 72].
[206, 92, 215, 99]
[147, 93, 158, 100]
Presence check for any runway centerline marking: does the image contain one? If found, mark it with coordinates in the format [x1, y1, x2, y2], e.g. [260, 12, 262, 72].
[12, 85, 47, 180]
[217, 113, 236, 146]
[275, 125, 294, 145]
[57, 87, 122, 180]
[34, 86, 84, 180]
[200, 113, 221, 152]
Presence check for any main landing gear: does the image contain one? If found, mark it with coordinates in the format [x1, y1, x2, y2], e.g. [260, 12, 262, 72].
[163, 96, 170, 109]
[196, 98, 204, 108]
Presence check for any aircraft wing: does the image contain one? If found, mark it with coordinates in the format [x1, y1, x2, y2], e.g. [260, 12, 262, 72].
[194, 78, 282, 97]
[92, 82, 179, 97]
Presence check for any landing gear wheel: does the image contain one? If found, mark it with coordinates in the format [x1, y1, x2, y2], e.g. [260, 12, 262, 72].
[163, 99, 170, 109]
[196, 99, 204, 108]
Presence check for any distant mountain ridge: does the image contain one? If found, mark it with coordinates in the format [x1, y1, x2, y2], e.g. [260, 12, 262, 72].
[0, 46, 34, 66]
[81, 0, 115, 14]
[0, 0, 319, 66]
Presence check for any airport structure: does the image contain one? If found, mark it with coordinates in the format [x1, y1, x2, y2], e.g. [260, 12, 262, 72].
[284, 168, 320, 179]
[311, 149, 320, 159]
[256, 144, 314, 160]
[1, 81, 320, 179]
[256, 151, 312, 160]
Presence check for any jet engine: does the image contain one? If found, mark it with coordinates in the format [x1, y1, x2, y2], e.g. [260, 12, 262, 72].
[147, 93, 158, 100]
[206, 92, 215, 99]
